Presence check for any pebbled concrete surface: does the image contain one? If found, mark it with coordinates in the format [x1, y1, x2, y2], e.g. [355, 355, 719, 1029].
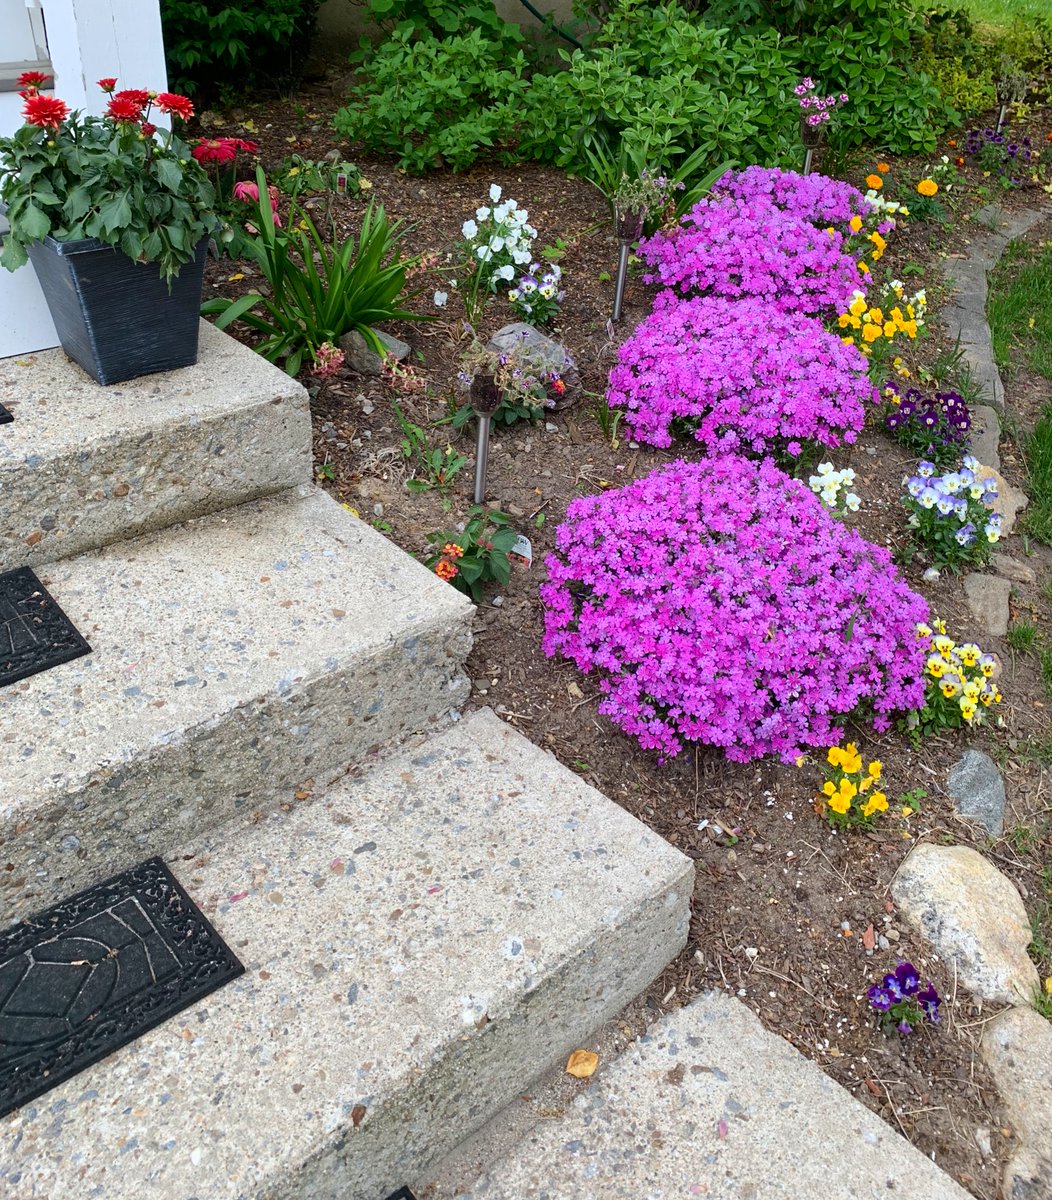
[0, 488, 474, 918]
[0, 321, 311, 572]
[459, 991, 972, 1199]
[0, 709, 694, 1200]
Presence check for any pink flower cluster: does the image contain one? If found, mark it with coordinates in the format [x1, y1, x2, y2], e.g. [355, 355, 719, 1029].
[608, 295, 874, 452]
[795, 77, 849, 128]
[638, 196, 860, 317]
[541, 458, 929, 764]
[710, 166, 870, 233]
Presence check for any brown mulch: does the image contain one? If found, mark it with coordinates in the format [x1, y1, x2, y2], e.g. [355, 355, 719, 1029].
[195, 67, 1052, 1200]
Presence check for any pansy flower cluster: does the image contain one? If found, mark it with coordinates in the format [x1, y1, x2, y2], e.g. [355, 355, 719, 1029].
[914, 618, 1002, 730]
[868, 962, 941, 1035]
[902, 455, 1000, 566]
[883, 384, 971, 466]
[964, 128, 1034, 187]
[637, 195, 862, 318]
[837, 284, 926, 359]
[807, 463, 861, 515]
[541, 456, 929, 764]
[818, 743, 887, 827]
[508, 261, 564, 326]
[458, 184, 537, 310]
[607, 295, 872, 454]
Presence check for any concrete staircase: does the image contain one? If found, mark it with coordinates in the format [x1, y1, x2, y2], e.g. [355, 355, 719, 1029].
[0, 326, 694, 1198]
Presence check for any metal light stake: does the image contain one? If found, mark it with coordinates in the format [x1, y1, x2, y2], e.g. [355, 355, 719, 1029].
[802, 147, 814, 176]
[612, 240, 631, 323]
[469, 373, 501, 504]
[995, 103, 1008, 135]
[611, 207, 645, 324]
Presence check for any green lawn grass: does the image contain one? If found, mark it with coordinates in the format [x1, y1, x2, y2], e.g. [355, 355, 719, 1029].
[988, 235, 1052, 542]
[959, 0, 1050, 32]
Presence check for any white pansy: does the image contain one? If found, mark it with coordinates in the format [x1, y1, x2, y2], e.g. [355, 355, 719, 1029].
[495, 264, 515, 281]
[461, 219, 478, 240]
[489, 236, 505, 253]
[493, 202, 511, 221]
[539, 285, 556, 299]
[512, 248, 531, 264]
[845, 493, 861, 512]
[433, 291, 448, 307]
[489, 183, 502, 202]
[476, 246, 493, 262]
[476, 206, 491, 222]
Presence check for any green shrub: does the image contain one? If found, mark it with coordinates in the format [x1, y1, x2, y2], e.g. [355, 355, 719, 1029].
[334, 27, 535, 172]
[160, 0, 320, 99]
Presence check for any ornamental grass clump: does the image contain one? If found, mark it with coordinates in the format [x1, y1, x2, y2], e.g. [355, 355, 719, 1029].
[637, 197, 861, 318]
[883, 383, 971, 467]
[710, 166, 869, 233]
[541, 457, 929, 764]
[902, 455, 1000, 566]
[606, 295, 873, 454]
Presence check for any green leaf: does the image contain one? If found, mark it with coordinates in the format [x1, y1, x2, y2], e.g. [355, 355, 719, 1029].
[98, 193, 132, 235]
[18, 203, 50, 241]
[0, 237, 29, 270]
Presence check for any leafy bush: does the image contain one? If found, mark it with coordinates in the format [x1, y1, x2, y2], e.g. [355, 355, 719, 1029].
[202, 169, 421, 374]
[334, 27, 534, 172]
[541, 456, 929, 763]
[607, 295, 872, 454]
[161, 1, 320, 98]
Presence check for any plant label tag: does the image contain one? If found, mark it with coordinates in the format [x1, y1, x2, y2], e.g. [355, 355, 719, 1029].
[509, 534, 532, 568]
[335, 173, 348, 195]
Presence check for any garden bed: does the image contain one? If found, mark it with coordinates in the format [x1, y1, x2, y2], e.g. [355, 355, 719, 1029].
[194, 68, 1052, 1200]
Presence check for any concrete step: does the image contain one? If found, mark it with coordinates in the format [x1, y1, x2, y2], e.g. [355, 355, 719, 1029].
[0, 709, 694, 1200]
[0, 322, 311, 573]
[1, 487, 474, 919]
[455, 991, 973, 1200]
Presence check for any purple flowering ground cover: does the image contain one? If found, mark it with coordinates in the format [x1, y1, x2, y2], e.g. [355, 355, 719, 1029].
[542, 457, 930, 763]
[607, 293, 874, 453]
[710, 165, 870, 232]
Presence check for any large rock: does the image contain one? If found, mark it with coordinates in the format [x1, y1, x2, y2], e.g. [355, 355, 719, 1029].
[969, 404, 1001, 471]
[339, 328, 410, 375]
[992, 553, 1037, 585]
[486, 323, 580, 409]
[963, 573, 1011, 637]
[891, 844, 1038, 1006]
[948, 749, 1006, 837]
[976, 464, 1028, 537]
[983, 1005, 1052, 1200]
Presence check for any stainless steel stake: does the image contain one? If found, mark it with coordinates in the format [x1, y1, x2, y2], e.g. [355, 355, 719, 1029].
[612, 240, 631, 322]
[473, 414, 491, 504]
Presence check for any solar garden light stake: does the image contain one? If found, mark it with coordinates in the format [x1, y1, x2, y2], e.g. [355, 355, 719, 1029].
[612, 206, 644, 323]
[470, 372, 501, 503]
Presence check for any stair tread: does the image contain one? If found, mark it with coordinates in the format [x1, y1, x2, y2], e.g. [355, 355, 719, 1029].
[2, 488, 473, 914]
[1, 709, 693, 1200]
[460, 991, 972, 1200]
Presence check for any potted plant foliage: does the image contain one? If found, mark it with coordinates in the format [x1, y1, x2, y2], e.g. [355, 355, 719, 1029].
[0, 74, 216, 385]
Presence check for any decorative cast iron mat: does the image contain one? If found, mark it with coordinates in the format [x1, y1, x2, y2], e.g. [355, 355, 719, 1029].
[0, 403, 12, 424]
[0, 566, 91, 688]
[0, 856, 245, 1117]
[384, 1189, 418, 1200]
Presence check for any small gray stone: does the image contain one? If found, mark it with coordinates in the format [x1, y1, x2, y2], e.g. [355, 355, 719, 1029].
[969, 405, 1001, 471]
[983, 1005, 1052, 1200]
[992, 553, 1036, 585]
[485, 323, 580, 409]
[338, 329, 410, 376]
[891, 843, 1038, 1006]
[948, 749, 1006, 837]
[976, 464, 1028, 536]
[963, 573, 1012, 637]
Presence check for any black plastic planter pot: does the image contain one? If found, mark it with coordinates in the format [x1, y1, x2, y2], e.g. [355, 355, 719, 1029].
[26, 235, 208, 386]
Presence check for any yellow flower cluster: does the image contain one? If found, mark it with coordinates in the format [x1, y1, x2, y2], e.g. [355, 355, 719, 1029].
[917, 619, 1001, 725]
[837, 282, 927, 355]
[819, 744, 888, 825]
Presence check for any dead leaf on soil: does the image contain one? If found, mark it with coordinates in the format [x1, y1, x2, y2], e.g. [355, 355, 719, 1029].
[565, 1049, 599, 1078]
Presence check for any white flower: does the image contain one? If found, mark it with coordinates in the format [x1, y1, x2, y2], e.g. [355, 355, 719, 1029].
[476, 246, 493, 262]
[512, 208, 528, 225]
[461, 219, 478, 240]
[489, 183, 502, 202]
[476, 206, 491, 222]
[539, 284, 556, 299]
[844, 493, 861, 512]
[433, 290, 448, 307]
[489, 236, 505, 253]
[493, 202, 511, 222]
[512, 248, 531, 265]
[508, 289, 520, 301]
[495, 264, 514, 281]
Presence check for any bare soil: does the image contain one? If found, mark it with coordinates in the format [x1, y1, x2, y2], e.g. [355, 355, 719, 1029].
[195, 70, 1052, 1199]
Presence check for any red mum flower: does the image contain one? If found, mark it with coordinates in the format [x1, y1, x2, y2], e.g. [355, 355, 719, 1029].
[17, 70, 50, 88]
[97, 77, 118, 93]
[141, 121, 157, 137]
[107, 96, 143, 122]
[234, 138, 259, 154]
[22, 94, 69, 130]
[113, 89, 150, 114]
[192, 137, 238, 165]
[155, 92, 193, 121]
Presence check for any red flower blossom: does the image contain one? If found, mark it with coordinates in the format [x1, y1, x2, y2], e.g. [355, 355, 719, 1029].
[141, 121, 157, 137]
[97, 77, 118, 93]
[113, 89, 150, 115]
[551, 378, 567, 395]
[234, 138, 259, 154]
[192, 136, 259, 165]
[22, 93, 69, 130]
[107, 96, 143, 123]
[17, 70, 50, 89]
[156, 92, 193, 121]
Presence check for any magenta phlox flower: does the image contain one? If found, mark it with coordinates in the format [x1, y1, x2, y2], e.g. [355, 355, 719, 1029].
[710, 166, 871, 232]
[541, 457, 929, 764]
[607, 295, 874, 453]
[638, 195, 861, 316]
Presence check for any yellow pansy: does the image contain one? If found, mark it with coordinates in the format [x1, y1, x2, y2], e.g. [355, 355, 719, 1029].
[828, 791, 852, 815]
[868, 761, 882, 781]
[862, 792, 888, 818]
[926, 656, 946, 679]
[849, 215, 863, 233]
